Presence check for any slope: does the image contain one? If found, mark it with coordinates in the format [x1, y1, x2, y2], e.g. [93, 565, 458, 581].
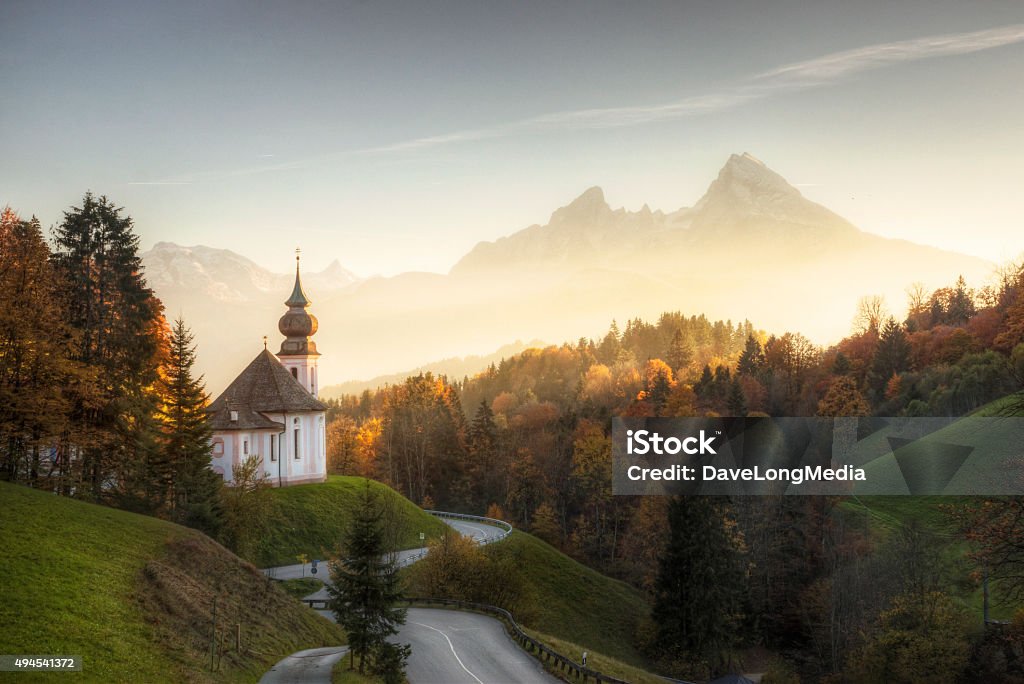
[255, 475, 450, 567]
[0, 481, 345, 683]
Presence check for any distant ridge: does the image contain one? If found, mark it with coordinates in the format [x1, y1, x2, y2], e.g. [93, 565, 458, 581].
[143, 154, 994, 392]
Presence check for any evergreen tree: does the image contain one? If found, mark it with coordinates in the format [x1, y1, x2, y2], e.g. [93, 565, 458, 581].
[946, 276, 976, 326]
[831, 351, 852, 376]
[871, 317, 911, 391]
[328, 481, 407, 674]
[161, 318, 222, 536]
[653, 497, 746, 670]
[50, 193, 165, 500]
[666, 329, 695, 375]
[736, 335, 765, 376]
[726, 378, 747, 416]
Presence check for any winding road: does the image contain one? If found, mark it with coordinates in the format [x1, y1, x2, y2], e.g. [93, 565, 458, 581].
[259, 516, 556, 683]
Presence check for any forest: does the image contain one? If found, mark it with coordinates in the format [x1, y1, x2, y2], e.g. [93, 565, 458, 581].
[2, 195, 1024, 681]
[322, 267, 1024, 680]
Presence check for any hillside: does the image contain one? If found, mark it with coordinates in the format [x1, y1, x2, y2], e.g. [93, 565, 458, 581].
[256, 476, 449, 567]
[0, 481, 345, 683]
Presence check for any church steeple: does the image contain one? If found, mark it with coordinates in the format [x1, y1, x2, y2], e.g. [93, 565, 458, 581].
[278, 249, 319, 357]
[285, 250, 312, 308]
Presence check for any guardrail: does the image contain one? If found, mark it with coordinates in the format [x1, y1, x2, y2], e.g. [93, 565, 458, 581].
[423, 509, 513, 544]
[403, 596, 630, 684]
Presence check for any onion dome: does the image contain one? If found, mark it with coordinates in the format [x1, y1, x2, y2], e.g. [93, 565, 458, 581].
[278, 252, 319, 356]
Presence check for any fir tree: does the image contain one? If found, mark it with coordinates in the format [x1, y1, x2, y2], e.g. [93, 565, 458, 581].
[667, 329, 695, 375]
[726, 378, 747, 416]
[161, 318, 222, 536]
[871, 317, 911, 392]
[50, 193, 165, 500]
[736, 335, 765, 376]
[328, 481, 408, 674]
[653, 497, 746, 671]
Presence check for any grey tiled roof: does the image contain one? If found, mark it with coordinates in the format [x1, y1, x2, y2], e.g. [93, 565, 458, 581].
[207, 350, 326, 430]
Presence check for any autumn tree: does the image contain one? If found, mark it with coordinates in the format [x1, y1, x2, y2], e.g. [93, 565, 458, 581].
[0, 208, 81, 486]
[816, 377, 870, 417]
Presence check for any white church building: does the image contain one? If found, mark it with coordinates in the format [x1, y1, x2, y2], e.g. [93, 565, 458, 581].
[207, 253, 327, 486]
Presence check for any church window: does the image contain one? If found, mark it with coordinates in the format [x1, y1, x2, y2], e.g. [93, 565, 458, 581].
[243, 439, 249, 455]
[291, 368, 298, 380]
[270, 436, 276, 462]
[294, 417, 301, 459]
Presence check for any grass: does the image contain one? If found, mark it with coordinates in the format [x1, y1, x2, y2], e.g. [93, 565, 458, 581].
[256, 476, 449, 567]
[836, 390, 1024, 621]
[330, 652, 396, 683]
[0, 481, 346, 683]
[276, 577, 325, 599]
[521, 628, 666, 684]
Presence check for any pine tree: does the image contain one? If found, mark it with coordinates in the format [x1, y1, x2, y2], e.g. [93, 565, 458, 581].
[50, 193, 166, 500]
[871, 317, 911, 392]
[667, 329, 695, 375]
[161, 318, 222, 536]
[328, 481, 407, 674]
[736, 335, 765, 376]
[653, 497, 746, 670]
[726, 378, 747, 416]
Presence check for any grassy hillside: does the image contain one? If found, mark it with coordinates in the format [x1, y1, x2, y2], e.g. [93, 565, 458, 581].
[0, 481, 345, 683]
[256, 476, 449, 567]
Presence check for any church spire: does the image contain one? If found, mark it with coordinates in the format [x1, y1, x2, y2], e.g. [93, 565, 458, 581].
[285, 248, 311, 308]
[278, 248, 319, 358]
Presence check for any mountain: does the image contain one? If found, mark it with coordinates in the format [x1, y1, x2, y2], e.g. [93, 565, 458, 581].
[144, 242, 358, 302]
[144, 154, 994, 393]
[319, 339, 548, 398]
[141, 243, 361, 392]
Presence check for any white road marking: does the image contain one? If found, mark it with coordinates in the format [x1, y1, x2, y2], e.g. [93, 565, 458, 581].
[412, 621, 485, 684]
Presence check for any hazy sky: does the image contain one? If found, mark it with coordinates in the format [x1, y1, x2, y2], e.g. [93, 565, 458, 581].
[2, 0, 1023, 277]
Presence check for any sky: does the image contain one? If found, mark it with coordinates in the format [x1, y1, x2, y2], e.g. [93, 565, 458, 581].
[2, 0, 1023, 277]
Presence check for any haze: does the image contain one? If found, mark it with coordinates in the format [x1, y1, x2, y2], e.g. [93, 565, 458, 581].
[2, 1, 1024, 278]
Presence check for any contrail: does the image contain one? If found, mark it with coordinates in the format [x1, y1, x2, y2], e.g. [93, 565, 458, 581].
[366, 23, 1024, 154]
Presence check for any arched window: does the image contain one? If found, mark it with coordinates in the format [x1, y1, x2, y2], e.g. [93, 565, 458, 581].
[293, 417, 301, 459]
[291, 367, 298, 380]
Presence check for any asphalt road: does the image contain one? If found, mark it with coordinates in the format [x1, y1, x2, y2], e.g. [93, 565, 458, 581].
[258, 646, 349, 684]
[262, 517, 508, 581]
[390, 607, 557, 684]
[260, 516, 524, 683]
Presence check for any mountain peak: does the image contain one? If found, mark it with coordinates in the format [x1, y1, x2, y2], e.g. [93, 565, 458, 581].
[550, 186, 611, 224]
[690, 153, 856, 234]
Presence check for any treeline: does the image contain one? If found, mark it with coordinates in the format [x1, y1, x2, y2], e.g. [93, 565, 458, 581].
[0, 198, 229, 541]
[325, 264, 1024, 679]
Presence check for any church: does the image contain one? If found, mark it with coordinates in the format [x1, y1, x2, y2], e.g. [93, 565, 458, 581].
[207, 253, 327, 486]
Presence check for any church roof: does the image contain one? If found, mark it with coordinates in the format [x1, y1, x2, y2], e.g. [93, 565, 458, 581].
[207, 349, 326, 430]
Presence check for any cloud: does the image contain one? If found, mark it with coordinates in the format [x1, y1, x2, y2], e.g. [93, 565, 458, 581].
[366, 23, 1024, 154]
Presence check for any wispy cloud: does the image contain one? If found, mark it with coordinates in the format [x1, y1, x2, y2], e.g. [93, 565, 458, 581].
[366, 23, 1024, 154]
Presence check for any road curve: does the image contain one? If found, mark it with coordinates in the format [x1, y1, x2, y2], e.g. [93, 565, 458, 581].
[258, 646, 349, 684]
[393, 608, 557, 684]
[261, 515, 526, 683]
